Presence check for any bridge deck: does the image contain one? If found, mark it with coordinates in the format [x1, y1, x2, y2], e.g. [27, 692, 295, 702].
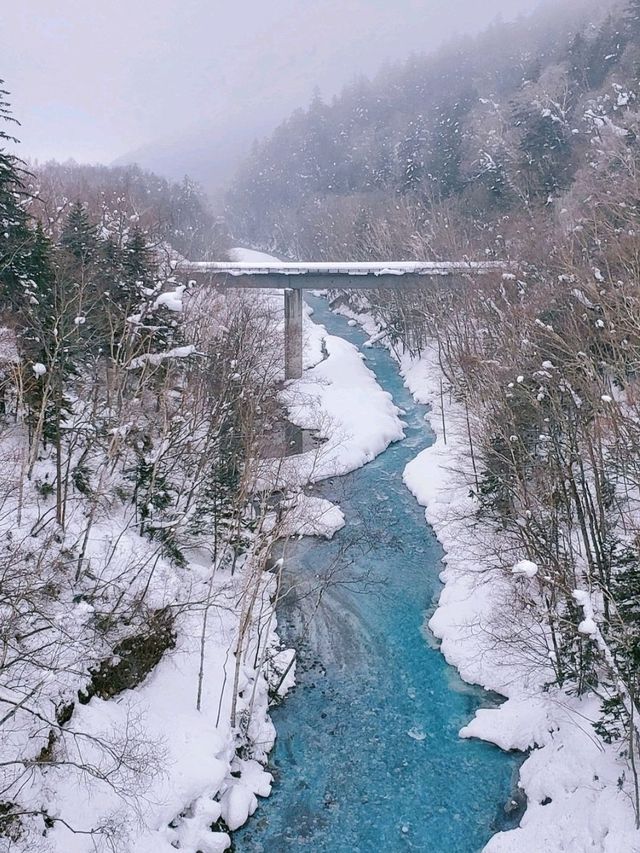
[179, 260, 503, 289]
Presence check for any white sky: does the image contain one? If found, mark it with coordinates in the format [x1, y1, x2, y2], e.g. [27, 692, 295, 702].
[4, 0, 548, 166]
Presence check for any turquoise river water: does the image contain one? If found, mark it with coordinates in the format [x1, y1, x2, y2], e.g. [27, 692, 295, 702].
[234, 295, 523, 853]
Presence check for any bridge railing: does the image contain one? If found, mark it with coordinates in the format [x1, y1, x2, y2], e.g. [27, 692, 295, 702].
[178, 260, 505, 278]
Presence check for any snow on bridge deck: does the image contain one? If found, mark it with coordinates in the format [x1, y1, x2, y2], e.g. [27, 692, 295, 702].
[179, 260, 504, 289]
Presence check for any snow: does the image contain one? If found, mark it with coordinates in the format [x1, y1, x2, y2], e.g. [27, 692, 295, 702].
[219, 783, 258, 831]
[280, 494, 346, 539]
[5, 246, 404, 852]
[154, 284, 186, 312]
[512, 559, 539, 578]
[128, 344, 197, 369]
[228, 249, 405, 491]
[185, 256, 505, 281]
[585, 110, 629, 139]
[403, 348, 640, 852]
[10, 525, 284, 853]
[228, 247, 286, 263]
[19, 243, 633, 851]
[573, 589, 599, 637]
[364, 329, 389, 348]
[578, 617, 598, 636]
[277, 327, 404, 484]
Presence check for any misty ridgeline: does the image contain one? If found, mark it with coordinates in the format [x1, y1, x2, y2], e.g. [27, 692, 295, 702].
[3, 0, 640, 850]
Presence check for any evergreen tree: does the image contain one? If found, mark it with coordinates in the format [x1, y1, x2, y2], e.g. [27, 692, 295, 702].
[426, 89, 476, 197]
[60, 201, 97, 262]
[0, 82, 33, 314]
[513, 101, 573, 198]
[568, 21, 624, 95]
[121, 228, 155, 305]
[397, 117, 428, 194]
[568, 31, 589, 94]
[20, 222, 55, 359]
[586, 16, 626, 90]
[594, 542, 640, 745]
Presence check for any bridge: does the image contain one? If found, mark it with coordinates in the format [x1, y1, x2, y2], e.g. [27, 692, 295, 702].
[179, 260, 504, 379]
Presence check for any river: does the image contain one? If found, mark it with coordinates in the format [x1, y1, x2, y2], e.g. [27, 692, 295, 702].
[234, 294, 523, 852]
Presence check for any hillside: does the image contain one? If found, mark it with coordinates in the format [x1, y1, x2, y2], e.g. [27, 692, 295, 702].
[227, 0, 630, 259]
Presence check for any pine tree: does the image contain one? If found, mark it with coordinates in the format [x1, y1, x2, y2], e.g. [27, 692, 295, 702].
[397, 117, 428, 194]
[60, 201, 97, 262]
[58, 202, 113, 362]
[20, 222, 55, 361]
[568, 31, 589, 94]
[586, 15, 626, 90]
[0, 82, 33, 314]
[121, 227, 154, 305]
[513, 101, 573, 198]
[594, 542, 640, 744]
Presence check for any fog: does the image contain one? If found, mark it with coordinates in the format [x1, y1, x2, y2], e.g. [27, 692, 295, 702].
[5, 0, 548, 193]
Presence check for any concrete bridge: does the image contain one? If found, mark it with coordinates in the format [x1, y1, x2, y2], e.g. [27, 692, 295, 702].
[179, 260, 504, 379]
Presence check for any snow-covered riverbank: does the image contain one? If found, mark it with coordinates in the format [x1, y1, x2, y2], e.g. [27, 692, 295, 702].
[336, 303, 640, 852]
[44, 558, 287, 853]
[401, 349, 639, 853]
[3, 252, 406, 853]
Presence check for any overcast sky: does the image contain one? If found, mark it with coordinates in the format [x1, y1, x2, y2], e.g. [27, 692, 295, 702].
[4, 0, 546, 171]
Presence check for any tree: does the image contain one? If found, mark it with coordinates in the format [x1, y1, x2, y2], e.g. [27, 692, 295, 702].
[625, 0, 640, 39]
[0, 82, 33, 315]
[60, 201, 97, 262]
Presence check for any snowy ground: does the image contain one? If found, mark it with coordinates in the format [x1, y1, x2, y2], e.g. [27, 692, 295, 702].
[335, 302, 640, 853]
[38, 557, 284, 853]
[277, 309, 404, 485]
[3, 443, 287, 851]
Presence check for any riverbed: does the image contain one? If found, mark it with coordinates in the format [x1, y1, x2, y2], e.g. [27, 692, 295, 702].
[234, 294, 523, 852]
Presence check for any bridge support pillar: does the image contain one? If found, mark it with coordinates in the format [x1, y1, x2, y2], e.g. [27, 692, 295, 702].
[284, 289, 303, 380]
